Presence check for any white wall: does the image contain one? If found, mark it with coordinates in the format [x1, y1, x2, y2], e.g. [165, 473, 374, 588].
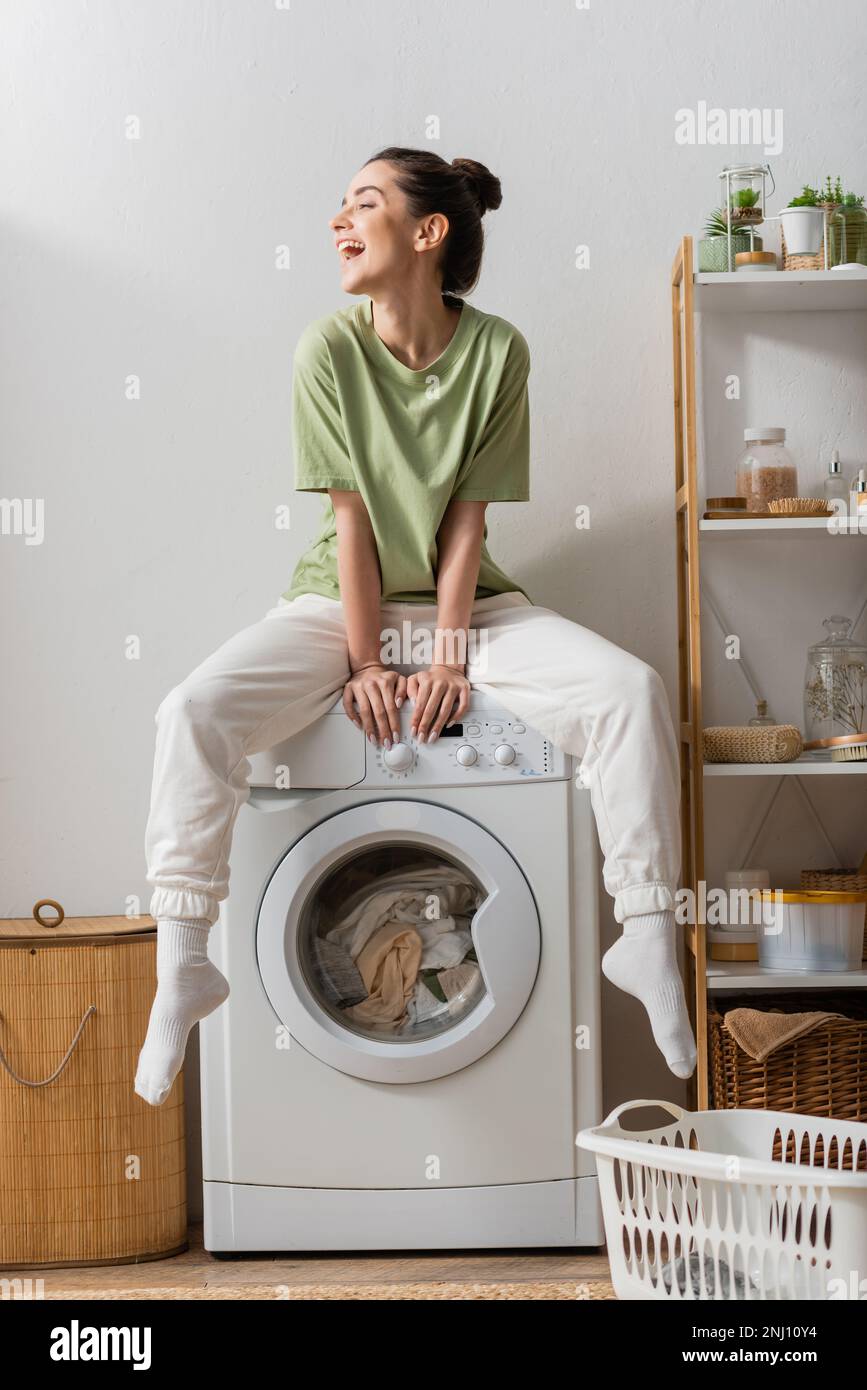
[3, 1, 866, 1203]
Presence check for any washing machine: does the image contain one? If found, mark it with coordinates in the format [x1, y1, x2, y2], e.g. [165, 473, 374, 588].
[200, 690, 605, 1251]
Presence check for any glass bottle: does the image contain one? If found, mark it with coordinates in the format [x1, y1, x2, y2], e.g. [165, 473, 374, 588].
[734, 428, 799, 512]
[824, 450, 849, 505]
[803, 615, 867, 742]
[850, 467, 867, 517]
[748, 700, 776, 726]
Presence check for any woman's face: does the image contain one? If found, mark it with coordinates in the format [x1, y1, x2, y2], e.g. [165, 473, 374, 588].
[330, 160, 446, 296]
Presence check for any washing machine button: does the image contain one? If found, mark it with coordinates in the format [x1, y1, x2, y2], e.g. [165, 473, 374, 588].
[512, 723, 526, 734]
[489, 724, 503, 735]
[456, 744, 479, 767]
[465, 724, 481, 737]
[382, 741, 415, 772]
[494, 743, 517, 766]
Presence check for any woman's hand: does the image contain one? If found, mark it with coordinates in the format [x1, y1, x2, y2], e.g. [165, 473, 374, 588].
[407, 665, 471, 742]
[342, 663, 407, 747]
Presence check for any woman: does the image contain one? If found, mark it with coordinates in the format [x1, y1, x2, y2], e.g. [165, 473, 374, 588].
[136, 147, 695, 1106]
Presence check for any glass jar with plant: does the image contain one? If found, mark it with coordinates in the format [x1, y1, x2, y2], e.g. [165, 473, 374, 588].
[829, 191, 867, 268]
[728, 187, 763, 225]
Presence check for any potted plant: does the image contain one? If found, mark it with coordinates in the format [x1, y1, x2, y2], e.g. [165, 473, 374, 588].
[818, 175, 845, 213]
[698, 207, 763, 273]
[780, 184, 826, 255]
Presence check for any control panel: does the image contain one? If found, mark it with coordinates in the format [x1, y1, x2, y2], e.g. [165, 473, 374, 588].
[247, 693, 571, 790]
[367, 706, 570, 787]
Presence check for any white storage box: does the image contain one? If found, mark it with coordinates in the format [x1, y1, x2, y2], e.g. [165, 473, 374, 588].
[577, 1100, 867, 1301]
[758, 889, 867, 972]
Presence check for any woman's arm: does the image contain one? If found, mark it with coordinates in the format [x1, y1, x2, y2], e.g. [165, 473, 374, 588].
[407, 499, 485, 742]
[331, 489, 405, 746]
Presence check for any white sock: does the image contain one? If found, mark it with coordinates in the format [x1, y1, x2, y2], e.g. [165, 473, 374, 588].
[134, 918, 229, 1107]
[601, 910, 697, 1079]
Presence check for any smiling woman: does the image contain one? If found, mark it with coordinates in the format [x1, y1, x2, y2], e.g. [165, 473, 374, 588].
[137, 145, 695, 1110]
[332, 147, 501, 317]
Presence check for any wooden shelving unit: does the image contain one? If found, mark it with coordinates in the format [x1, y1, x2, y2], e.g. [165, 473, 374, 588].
[670, 235, 867, 1108]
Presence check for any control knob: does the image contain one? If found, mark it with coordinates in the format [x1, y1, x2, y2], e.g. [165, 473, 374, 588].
[494, 743, 517, 766]
[382, 741, 414, 772]
[455, 744, 478, 767]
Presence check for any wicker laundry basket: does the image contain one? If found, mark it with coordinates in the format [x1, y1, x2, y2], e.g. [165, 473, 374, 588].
[708, 990, 867, 1122]
[0, 913, 187, 1268]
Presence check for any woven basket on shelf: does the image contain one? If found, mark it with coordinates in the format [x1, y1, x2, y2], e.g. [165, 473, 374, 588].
[780, 222, 829, 272]
[0, 914, 187, 1268]
[801, 868, 867, 961]
[709, 990, 867, 1122]
[702, 723, 803, 763]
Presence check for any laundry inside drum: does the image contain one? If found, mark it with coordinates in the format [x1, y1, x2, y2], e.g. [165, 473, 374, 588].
[297, 844, 488, 1043]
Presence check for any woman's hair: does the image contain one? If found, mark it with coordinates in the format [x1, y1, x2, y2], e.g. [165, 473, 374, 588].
[366, 145, 502, 303]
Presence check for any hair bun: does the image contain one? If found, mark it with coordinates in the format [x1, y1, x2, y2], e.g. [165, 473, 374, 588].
[451, 157, 502, 215]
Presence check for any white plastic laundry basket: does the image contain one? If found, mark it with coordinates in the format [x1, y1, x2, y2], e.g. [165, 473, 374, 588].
[577, 1100, 867, 1301]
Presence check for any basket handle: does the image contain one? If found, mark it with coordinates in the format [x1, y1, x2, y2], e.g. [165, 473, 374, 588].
[0, 1005, 97, 1087]
[600, 1098, 685, 1128]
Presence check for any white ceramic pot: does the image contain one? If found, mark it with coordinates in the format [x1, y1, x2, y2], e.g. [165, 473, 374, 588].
[758, 890, 867, 972]
[780, 206, 825, 255]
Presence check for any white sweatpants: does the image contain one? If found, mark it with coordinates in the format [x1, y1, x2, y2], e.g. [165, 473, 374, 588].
[144, 591, 682, 927]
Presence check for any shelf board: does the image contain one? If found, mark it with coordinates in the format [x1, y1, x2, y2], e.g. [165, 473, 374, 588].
[693, 269, 867, 312]
[707, 961, 867, 991]
[700, 516, 865, 535]
[705, 757, 867, 776]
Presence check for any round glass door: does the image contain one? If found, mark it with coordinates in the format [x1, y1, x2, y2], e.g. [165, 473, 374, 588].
[299, 842, 487, 1044]
[256, 801, 541, 1083]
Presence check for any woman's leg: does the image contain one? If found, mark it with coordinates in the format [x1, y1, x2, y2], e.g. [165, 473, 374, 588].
[463, 598, 695, 1078]
[137, 594, 350, 1105]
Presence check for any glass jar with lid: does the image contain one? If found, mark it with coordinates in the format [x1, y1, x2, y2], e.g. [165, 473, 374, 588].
[803, 615, 867, 743]
[734, 427, 799, 512]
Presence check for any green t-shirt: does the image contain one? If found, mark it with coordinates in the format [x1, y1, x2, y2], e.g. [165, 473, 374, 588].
[282, 295, 532, 605]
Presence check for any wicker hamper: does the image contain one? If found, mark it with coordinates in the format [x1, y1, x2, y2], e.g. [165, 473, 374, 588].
[0, 914, 187, 1268]
[709, 990, 867, 1125]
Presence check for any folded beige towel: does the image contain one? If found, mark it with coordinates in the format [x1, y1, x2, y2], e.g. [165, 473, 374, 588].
[723, 1007, 844, 1062]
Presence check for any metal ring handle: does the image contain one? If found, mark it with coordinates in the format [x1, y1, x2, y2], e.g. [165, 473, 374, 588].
[0, 1005, 96, 1087]
[33, 899, 65, 928]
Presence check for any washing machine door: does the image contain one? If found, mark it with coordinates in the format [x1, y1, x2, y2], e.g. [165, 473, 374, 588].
[256, 799, 540, 1083]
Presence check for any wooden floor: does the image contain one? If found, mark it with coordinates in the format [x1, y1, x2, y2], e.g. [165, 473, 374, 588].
[6, 1224, 613, 1300]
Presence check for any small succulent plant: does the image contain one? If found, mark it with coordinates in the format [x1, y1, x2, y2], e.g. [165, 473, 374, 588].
[730, 188, 760, 209]
[788, 184, 820, 208]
